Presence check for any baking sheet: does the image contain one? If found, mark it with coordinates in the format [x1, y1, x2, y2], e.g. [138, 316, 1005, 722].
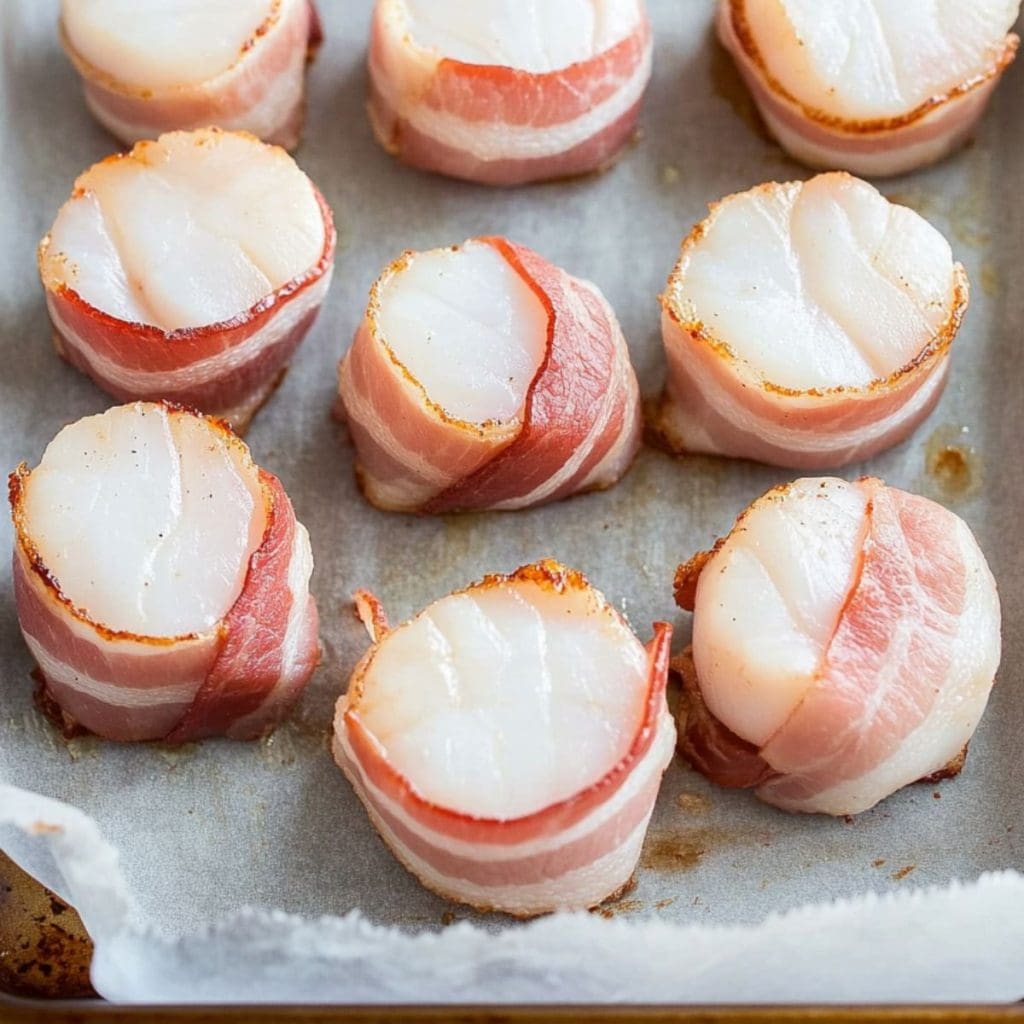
[0, 0, 1022, 985]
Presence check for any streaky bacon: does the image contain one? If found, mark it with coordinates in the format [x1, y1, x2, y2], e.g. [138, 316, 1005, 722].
[40, 185, 335, 434]
[367, 0, 653, 186]
[718, 0, 1019, 177]
[332, 562, 675, 916]
[61, 0, 322, 151]
[9, 404, 319, 744]
[337, 237, 641, 514]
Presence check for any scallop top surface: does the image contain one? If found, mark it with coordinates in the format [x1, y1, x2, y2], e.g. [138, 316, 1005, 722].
[740, 0, 1020, 120]
[61, 0, 281, 90]
[355, 575, 650, 819]
[20, 403, 266, 638]
[376, 241, 548, 425]
[665, 173, 957, 392]
[693, 477, 868, 747]
[41, 130, 325, 333]
[398, 0, 641, 70]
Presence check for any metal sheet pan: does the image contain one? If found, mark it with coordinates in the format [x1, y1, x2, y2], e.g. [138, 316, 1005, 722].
[0, 0, 1021, 1001]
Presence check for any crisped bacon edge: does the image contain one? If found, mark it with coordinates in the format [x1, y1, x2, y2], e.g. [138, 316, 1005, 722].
[722, 0, 1020, 137]
[340, 560, 672, 845]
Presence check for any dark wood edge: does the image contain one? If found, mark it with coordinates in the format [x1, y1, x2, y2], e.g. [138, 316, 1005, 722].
[2, 999, 1023, 1023]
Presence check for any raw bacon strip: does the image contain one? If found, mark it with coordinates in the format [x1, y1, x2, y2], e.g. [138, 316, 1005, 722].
[337, 237, 641, 513]
[8, 402, 319, 743]
[38, 129, 335, 432]
[333, 561, 674, 916]
[367, 0, 653, 186]
[60, 0, 321, 150]
[653, 173, 968, 470]
[718, 0, 1020, 177]
[674, 477, 1001, 816]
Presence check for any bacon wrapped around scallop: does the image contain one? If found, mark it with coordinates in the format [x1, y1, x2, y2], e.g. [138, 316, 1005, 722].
[337, 237, 641, 513]
[717, 0, 1020, 177]
[333, 561, 674, 916]
[367, 0, 653, 185]
[38, 129, 335, 432]
[653, 173, 968, 469]
[59, 0, 322, 149]
[9, 401, 319, 743]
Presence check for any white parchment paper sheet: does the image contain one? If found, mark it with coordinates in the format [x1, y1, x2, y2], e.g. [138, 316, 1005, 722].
[1, 0, 1022, 1004]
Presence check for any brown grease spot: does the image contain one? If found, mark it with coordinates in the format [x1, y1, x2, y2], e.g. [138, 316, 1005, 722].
[980, 262, 1001, 297]
[872, 858, 887, 868]
[675, 791, 711, 814]
[591, 898, 646, 919]
[891, 865, 916, 882]
[923, 425, 981, 501]
[640, 830, 714, 872]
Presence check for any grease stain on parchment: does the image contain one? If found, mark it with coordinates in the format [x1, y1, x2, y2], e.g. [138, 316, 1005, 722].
[919, 424, 982, 502]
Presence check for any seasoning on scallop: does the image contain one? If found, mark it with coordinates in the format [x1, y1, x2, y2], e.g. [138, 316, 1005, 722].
[718, 0, 1020, 176]
[333, 561, 674, 916]
[674, 477, 1001, 816]
[652, 172, 968, 470]
[8, 401, 319, 743]
[59, 0, 322, 149]
[367, 0, 653, 186]
[38, 129, 336, 432]
[337, 237, 642, 513]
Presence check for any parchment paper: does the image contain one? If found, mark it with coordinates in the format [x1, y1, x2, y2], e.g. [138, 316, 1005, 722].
[1, 0, 1022, 1004]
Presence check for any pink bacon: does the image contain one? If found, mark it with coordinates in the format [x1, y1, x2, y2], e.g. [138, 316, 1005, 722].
[675, 478, 1001, 815]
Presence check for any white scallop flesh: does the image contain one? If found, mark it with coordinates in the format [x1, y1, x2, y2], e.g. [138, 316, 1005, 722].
[692, 477, 869, 748]
[355, 578, 650, 818]
[43, 129, 325, 332]
[672, 173, 956, 391]
[22, 403, 266, 638]
[377, 241, 548, 425]
[400, 0, 640, 70]
[62, 0, 278, 90]
[743, 0, 1021, 120]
